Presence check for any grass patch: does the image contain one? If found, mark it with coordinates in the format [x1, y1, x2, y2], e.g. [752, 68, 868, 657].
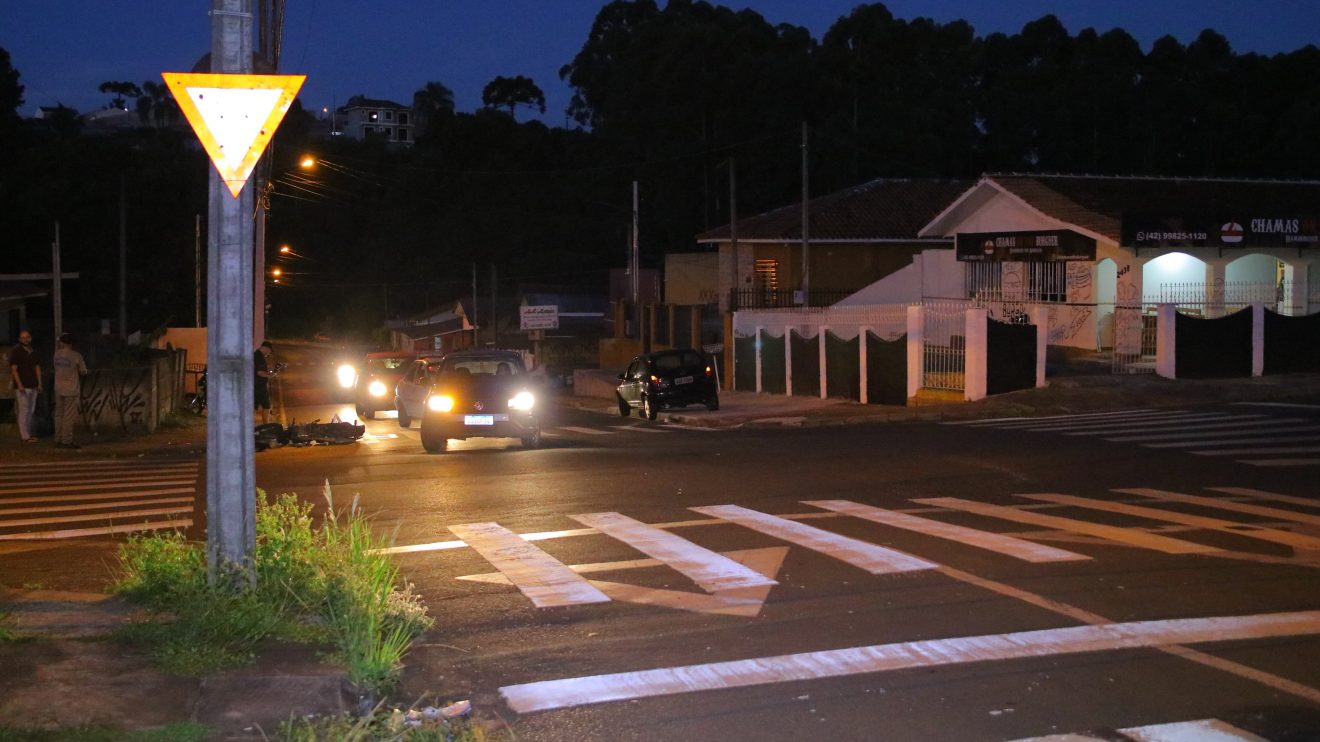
[0, 722, 209, 742]
[113, 484, 433, 693]
[275, 703, 488, 742]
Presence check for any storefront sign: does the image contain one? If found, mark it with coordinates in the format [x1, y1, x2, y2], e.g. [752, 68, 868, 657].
[520, 305, 559, 331]
[955, 230, 1097, 262]
[1122, 214, 1320, 248]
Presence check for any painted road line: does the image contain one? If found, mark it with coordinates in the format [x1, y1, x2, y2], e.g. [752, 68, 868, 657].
[0, 518, 195, 541]
[568, 512, 776, 592]
[1017, 494, 1320, 552]
[0, 465, 199, 482]
[0, 460, 199, 471]
[0, 496, 194, 516]
[498, 609, 1320, 713]
[447, 522, 610, 608]
[803, 499, 1089, 563]
[690, 504, 938, 574]
[1026, 413, 1263, 433]
[1005, 734, 1108, 741]
[1115, 488, 1320, 528]
[1067, 417, 1302, 437]
[914, 498, 1220, 555]
[558, 426, 613, 436]
[1118, 718, 1270, 742]
[1192, 446, 1320, 456]
[1105, 425, 1320, 443]
[619, 426, 670, 434]
[1234, 402, 1320, 410]
[946, 409, 1157, 426]
[0, 487, 196, 506]
[1240, 458, 1320, 467]
[1210, 487, 1320, 509]
[0, 479, 198, 496]
[0, 505, 195, 529]
[1144, 434, 1320, 449]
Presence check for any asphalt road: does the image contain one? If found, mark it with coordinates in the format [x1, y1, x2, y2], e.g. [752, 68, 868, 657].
[240, 346, 1320, 741]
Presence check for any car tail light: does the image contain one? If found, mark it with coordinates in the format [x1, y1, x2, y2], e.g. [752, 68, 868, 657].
[705, 365, 713, 377]
[428, 394, 455, 412]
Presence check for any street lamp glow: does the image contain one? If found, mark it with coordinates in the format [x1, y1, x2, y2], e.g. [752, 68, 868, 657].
[299, 155, 315, 169]
[272, 268, 282, 277]
[279, 245, 291, 254]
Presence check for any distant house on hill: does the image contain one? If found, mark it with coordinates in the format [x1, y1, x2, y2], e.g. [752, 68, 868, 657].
[335, 96, 414, 145]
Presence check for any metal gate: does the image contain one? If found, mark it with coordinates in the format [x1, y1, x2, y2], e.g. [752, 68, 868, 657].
[1111, 303, 1157, 374]
[922, 302, 967, 390]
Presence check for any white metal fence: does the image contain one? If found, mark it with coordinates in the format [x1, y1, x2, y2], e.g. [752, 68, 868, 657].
[921, 302, 967, 390]
[732, 304, 909, 341]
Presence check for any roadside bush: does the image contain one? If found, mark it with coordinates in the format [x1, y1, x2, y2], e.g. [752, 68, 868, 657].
[113, 484, 433, 694]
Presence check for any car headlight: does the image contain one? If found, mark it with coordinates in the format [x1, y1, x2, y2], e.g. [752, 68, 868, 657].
[368, 380, 387, 397]
[508, 391, 535, 411]
[428, 394, 454, 412]
[337, 364, 356, 389]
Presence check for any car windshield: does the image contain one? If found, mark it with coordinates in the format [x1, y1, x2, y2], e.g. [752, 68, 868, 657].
[367, 358, 409, 372]
[652, 351, 704, 372]
[441, 357, 523, 378]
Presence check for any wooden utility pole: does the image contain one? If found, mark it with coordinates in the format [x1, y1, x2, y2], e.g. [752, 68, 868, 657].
[195, 214, 202, 327]
[52, 222, 62, 340]
[119, 175, 127, 334]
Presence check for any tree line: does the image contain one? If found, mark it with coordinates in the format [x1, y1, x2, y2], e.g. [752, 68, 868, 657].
[2, 1, 1318, 339]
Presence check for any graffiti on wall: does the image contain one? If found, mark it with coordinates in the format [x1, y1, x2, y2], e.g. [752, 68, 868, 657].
[80, 367, 150, 431]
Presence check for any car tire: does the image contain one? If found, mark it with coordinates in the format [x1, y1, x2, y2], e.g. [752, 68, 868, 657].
[521, 429, 542, 449]
[616, 395, 631, 417]
[706, 395, 720, 411]
[396, 404, 411, 428]
[357, 403, 376, 421]
[420, 426, 448, 453]
[642, 395, 658, 421]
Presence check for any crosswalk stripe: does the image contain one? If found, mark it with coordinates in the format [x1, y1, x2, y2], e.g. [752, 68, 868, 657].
[1209, 487, 1320, 509]
[1005, 734, 1107, 741]
[1069, 417, 1302, 437]
[1023, 413, 1257, 433]
[1114, 488, 1320, 528]
[0, 479, 198, 495]
[0, 487, 196, 506]
[0, 469, 200, 484]
[568, 512, 776, 592]
[0, 518, 194, 541]
[1017, 494, 1320, 551]
[1104, 425, 1320, 443]
[914, 497, 1220, 555]
[447, 522, 610, 608]
[1144, 434, 1320, 449]
[690, 504, 938, 574]
[948, 409, 1157, 426]
[0, 460, 199, 472]
[558, 426, 613, 436]
[619, 426, 671, 434]
[0, 505, 194, 529]
[1118, 718, 1270, 742]
[803, 499, 1089, 563]
[499, 610, 1320, 714]
[0, 497, 194, 516]
[1191, 446, 1320, 456]
[975, 410, 1187, 429]
[1239, 458, 1320, 467]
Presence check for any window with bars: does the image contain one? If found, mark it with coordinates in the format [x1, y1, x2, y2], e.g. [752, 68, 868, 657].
[965, 262, 1067, 302]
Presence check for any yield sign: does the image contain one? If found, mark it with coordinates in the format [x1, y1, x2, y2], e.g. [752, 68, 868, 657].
[458, 547, 789, 617]
[163, 72, 305, 197]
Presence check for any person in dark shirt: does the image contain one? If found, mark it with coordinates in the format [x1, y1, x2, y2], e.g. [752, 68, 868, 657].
[254, 340, 275, 424]
[8, 330, 42, 442]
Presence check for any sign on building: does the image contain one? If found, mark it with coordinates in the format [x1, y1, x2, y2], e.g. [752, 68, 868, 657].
[956, 230, 1097, 262]
[1121, 214, 1320, 248]
[520, 305, 559, 331]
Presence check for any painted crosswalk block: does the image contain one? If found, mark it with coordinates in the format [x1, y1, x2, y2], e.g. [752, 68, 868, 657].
[0, 460, 200, 540]
[1008, 718, 1271, 741]
[951, 410, 1320, 467]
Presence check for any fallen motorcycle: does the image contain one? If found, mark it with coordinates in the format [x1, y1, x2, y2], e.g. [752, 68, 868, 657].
[255, 417, 366, 451]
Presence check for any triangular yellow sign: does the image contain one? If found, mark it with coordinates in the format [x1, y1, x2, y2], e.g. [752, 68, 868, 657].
[163, 72, 305, 198]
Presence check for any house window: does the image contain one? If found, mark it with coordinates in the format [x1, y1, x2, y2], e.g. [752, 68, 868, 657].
[755, 259, 779, 305]
[383, 127, 393, 138]
[384, 110, 394, 121]
[398, 129, 410, 142]
[368, 111, 379, 122]
[398, 112, 409, 126]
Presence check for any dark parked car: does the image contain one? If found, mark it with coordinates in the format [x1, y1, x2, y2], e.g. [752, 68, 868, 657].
[416, 350, 542, 453]
[347, 351, 415, 419]
[616, 348, 719, 420]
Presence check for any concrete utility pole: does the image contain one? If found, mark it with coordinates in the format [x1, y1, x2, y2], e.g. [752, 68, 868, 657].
[207, 0, 257, 582]
[52, 222, 62, 340]
[119, 175, 127, 335]
[800, 121, 810, 304]
[195, 214, 202, 328]
[631, 180, 640, 337]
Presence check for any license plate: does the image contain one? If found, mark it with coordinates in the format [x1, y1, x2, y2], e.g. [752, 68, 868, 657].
[675, 375, 693, 385]
[463, 415, 494, 426]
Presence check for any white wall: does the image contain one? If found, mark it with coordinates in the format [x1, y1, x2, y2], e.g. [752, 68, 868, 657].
[838, 248, 963, 306]
[1143, 252, 1205, 300]
[1226, 253, 1278, 284]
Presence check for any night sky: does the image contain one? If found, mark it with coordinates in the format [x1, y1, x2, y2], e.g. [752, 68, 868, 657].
[7, 1, 1320, 125]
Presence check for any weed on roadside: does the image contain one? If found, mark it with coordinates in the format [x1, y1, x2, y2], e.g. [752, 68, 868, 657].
[0, 722, 209, 742]
[275, 703, 488, 742]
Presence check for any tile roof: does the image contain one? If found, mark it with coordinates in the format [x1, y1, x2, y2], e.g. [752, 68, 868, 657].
[696, 178, 973, 243]
[987, 174, 1320, 242]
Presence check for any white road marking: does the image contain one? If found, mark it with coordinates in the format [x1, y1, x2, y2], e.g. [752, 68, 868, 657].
[0, 518, 194, 541]
[619, 425, 670, 434]
[498, 610, 1320, 713]
[1239, 458, 1320, 467]
[802, 499, 1089, 563]
[914, 497, 1220, 554]
[946, 409, 1156, 426]
[558, 426, 613, 436]
[1005, 734, 1108, 742]
[1209, 487, 1320, 509]
[0, 479, 198, 495]
[568, 512, 776, 592]
[0, 487, 197, 505]
[1144, 434, 1320, 449]
[0, 497, 194, 516]
[1105, 425, 1320, 443]
[690, 504, 938, 574]
[1114, 488, 1320, 528]
[0, 505, 195, 529]
[1234, 402, 1320, 410]
[0, 460, 199, 471]
[1017, 494, 1320, 551]
[0, 465, 200, 482]
[1027, 413, 1262, 433]
[1119, 718, 1269, 742]
[1192, 446, 1320, 456]
[1068, 418, 1301, 437]
[447, 522, 610, 608]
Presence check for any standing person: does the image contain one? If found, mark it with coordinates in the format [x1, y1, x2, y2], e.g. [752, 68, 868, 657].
[254, 340, 275, 424]
[52, 333, 87, 450]
[8, 330, 42, 442]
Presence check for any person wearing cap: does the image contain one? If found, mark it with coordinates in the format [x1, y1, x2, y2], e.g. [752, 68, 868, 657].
[254, 340, 275, 424]
[7, 330, 42, 442]
[52, 333, 87, 450]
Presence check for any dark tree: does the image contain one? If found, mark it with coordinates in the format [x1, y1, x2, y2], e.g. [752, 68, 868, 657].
[481, 75, 546, 119]
[98, 80, 143, 110]
[412, 81, 456, 140]
[0, 47, 24, 127]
